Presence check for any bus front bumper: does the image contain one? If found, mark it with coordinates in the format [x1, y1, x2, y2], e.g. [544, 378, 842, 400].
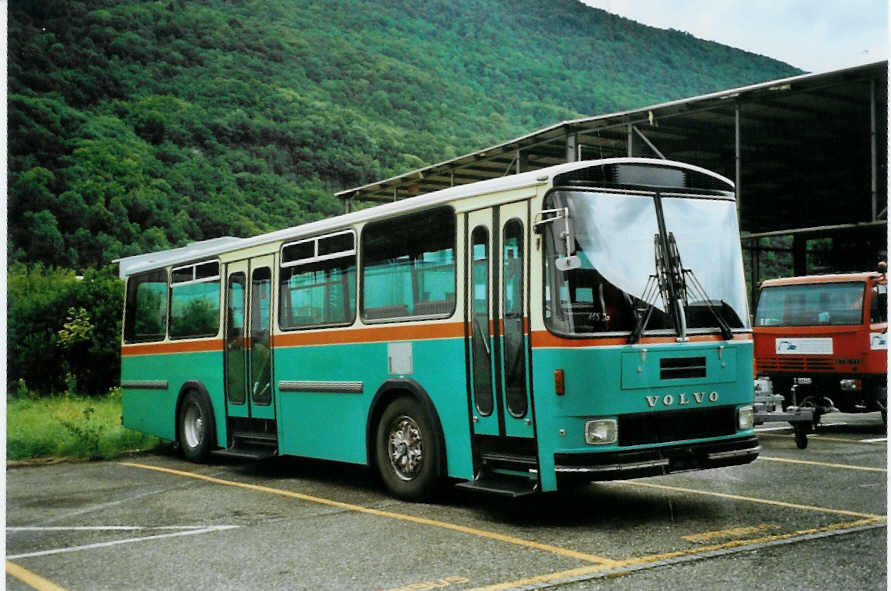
[554, 435, 760, 483]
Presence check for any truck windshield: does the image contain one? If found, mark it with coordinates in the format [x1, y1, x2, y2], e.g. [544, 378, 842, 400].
[543, 189, 749, 336]
[754, 282, 865, 327]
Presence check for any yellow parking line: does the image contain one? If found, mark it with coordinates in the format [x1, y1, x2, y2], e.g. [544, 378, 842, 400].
[759, 455, 887, 472]
[611, 517, 884, 568]
[6, 561, 68, 591]
[612, 480, 885, 519]
[468, 518, 884, 590]
[119, 462, 618, 566]
[682, 523, 780, 543]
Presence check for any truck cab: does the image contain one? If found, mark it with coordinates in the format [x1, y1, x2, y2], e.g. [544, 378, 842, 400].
[753, 269, 887, 423]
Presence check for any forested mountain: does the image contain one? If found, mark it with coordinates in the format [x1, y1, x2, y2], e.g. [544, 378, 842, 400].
[9, 0, 801, 268]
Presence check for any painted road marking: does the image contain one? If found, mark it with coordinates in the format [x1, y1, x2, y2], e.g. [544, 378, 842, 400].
[682, 523, 780, 543]
[120, 462, 619, 566]
[6, 525, 238, 560]
[758, 455, 887, 472]
[36, 486, 179, 526]
[860, 437, 888, 443]
[6, 561, 67, 591]
[612, 480, 885, 519]
[467, 518, 885, 591]
[8, 526, 222, 532]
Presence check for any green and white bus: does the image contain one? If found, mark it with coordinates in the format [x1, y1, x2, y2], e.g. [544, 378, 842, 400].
[118, 158, 759, 500]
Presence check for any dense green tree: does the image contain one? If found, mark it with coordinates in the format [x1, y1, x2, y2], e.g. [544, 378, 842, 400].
[8, 0, 799, 269]
[8, 264, 123, 394]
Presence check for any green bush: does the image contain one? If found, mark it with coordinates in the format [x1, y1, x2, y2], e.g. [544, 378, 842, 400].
[7, 263, 123, 395]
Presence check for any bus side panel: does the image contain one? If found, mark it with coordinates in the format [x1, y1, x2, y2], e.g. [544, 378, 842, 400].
[275, 337, 474, 480]
[531, 340, 755, 492]
[121, 350, 226, 446]
[122, 354, 176, 440]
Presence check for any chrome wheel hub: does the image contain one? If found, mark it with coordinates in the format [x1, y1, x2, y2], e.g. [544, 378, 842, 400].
[183, 403, 204, 449]
[387, 416, 423, 481]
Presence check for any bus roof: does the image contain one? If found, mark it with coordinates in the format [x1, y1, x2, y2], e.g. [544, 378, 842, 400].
[760, 272, 883, 288]
[115, 157, 732, 278]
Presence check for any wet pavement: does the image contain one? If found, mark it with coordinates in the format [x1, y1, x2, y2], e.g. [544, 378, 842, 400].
[6, 412, 887, 590]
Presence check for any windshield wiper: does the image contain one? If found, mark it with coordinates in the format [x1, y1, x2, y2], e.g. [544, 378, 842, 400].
[627, 275, 658, 344]
[630, 232, 733, 343]
[627, 235, 669, 344]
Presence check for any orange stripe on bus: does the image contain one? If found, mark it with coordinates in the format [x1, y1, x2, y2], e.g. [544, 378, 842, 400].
[273, 322, 465, 348]
[531, 331, 752, 348]
[121, 339, 224, 356]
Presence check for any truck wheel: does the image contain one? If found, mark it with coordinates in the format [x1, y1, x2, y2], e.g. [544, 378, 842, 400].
[375, 396, 442, 501]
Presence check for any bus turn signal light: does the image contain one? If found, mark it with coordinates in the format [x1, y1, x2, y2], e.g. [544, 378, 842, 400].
[554, 369, 565, 395]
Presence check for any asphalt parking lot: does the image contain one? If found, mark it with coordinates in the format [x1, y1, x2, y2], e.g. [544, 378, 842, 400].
[6, 412, 887, 591]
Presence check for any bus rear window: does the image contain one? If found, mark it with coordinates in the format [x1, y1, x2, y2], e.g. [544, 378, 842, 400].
[361, 207, 456, 321]
[755, 282, 865, 327]
[124, 270, 169, 343]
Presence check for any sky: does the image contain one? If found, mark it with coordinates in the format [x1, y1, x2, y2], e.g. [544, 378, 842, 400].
[581, 0, 888, 73]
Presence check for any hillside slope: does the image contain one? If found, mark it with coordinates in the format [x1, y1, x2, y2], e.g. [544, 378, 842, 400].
[9, 0, 801, 268]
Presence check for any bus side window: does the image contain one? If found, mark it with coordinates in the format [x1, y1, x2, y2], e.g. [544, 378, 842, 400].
[279, 232, 356, 329]
[169, 262, 221, 339]
[361, 206, 456, 321]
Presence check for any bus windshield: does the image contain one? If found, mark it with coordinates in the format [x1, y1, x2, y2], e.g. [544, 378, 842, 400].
[754, 282, 865, 327]
[543, 189, 749, 336]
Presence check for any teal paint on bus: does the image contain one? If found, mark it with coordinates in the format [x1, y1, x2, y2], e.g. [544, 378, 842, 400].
[274, 336, 474, 480]
[530, 340, 754, 492]
[121, 350, 227, 446]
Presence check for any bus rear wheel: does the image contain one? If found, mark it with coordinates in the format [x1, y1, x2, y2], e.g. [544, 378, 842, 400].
[375, 397, 441, 501]
[178, 390, 215, 462]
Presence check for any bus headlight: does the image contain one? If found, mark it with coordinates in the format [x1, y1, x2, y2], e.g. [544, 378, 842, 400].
[585, 419, 618, 445]
[737, 405, 754, 430]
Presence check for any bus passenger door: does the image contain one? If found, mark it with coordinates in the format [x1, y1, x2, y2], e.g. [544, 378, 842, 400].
[465, 203, 534, 440]
[497, 202, 534, 439]
[224, 256, 276, 421]
[225, 261, 249, 418]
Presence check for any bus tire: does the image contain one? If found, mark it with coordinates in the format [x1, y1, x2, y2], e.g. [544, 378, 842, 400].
[375, 396, 441, 501]
[177, 390, 215, 463]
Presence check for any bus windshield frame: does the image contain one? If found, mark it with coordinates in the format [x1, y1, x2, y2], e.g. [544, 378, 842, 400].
[542, 186, 750, 338]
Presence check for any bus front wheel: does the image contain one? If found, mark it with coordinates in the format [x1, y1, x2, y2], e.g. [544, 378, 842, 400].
[375, 397, 441, 501]
[178, 390, 215, 462]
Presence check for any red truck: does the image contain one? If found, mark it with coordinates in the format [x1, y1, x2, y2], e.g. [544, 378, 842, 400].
[753, 267, 887, 425]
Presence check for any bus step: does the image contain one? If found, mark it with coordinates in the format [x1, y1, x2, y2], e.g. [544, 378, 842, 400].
[231, 431, 277, 446]
[213, 446, 277, 460]
[455, 475, 537, 497]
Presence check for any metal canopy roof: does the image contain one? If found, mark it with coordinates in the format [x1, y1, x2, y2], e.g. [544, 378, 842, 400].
[337, 62, 887, 239]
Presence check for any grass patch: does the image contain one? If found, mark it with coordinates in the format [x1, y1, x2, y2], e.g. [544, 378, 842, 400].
[7, 389, 163, 461]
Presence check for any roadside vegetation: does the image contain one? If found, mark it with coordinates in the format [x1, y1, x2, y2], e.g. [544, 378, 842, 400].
[7, 387, 163, 462]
